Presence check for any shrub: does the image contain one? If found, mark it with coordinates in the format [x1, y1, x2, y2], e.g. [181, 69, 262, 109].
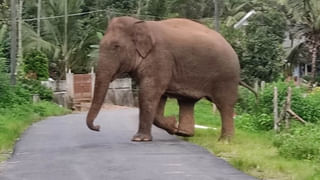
[273, 124, 320, 161]
[292, 90, 320, 123]
[0, 62, 31, 108]
[19, 79, 53, 101]
[235, 113, 273, 131]
[236, 81, 318, 131]
[237, 81, 304, 114]
[0, 84, 31, 108]
[23, 50, 49, 80]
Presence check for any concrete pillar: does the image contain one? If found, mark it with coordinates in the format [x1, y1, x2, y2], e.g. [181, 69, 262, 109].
[66, 69, 74, 99]
[91, 67, 95, 99]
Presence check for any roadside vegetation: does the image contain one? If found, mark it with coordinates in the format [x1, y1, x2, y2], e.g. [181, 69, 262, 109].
[165, 82, 320, 179]
[0, 45, 70, 162]
[0, 0, 319, 178]
[0, 102, 70, 162]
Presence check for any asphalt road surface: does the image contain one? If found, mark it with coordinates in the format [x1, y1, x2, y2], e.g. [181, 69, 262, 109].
[0, 108, 255, 180]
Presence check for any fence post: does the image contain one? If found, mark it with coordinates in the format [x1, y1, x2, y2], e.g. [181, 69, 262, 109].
[33, 94, 40, 103]
[91, 67, 95, 99]
[66, 69, 74, 99]
[261, 81, 265, 92]
[285, 87, 292, 129]
[273, 86, 279, 132]
[254, 80, 259, 93]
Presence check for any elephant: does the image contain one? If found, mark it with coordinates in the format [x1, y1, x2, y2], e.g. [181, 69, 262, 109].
[87, 16, 242, 142]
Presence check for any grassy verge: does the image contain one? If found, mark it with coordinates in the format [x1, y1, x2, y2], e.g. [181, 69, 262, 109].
[0, 101, 70, 162]
[165, 99, 320, 180]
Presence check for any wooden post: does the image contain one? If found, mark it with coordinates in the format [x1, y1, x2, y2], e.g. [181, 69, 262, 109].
[33, 94, 40, 103]
[287, 109, 307, 124]
[137, 0, 142, 16]
[213, 0, 220, 32]
[261, 81, 265, 92]
[254, 80, 259, 93]
[212, 103, 217, 113]
[273, 87, 279, 131]
[305, 64, 308, 76]
[285, 87, 292, 129]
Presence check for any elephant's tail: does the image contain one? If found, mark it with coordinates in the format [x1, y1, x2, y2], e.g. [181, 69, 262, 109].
[239, 81, 258, 99]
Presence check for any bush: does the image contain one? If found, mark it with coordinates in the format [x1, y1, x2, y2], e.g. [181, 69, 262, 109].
[236, 81, 318, 131]
[273, 124, 320, 161]
[23, 50, 49, 80]
[237, 81, 304, 114]
[0, 80, 31, 108]
[292, 90, 320, 123]
[19, 79, 53, 101]
[235, 113, 273, 131]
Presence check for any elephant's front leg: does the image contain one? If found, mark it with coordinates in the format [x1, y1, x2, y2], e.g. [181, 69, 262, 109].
[176, 99, 197, 137]
[132, 79, 164, 142]
[153, 96, 178, 135]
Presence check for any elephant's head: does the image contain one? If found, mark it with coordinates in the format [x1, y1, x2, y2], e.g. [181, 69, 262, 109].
[86, 17, 155, 131]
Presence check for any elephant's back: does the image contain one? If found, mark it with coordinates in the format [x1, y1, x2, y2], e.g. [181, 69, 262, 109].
[150, 19, 240, 75]
[148, 19, 240, 98]
[152, 19, 238, 65]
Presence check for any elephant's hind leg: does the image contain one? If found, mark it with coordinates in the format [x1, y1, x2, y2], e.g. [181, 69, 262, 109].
[211, 83, 238, 141]
[153, 96, 178, 135]
[176, 99, 197, 137]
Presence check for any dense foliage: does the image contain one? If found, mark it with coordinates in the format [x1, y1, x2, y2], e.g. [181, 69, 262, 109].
[23, 50, 49, 80]
[274, 124, 320, 161]
[0, 0, 291, 82]
[0, 50, 52, 107]
[235, 81, 320, 163]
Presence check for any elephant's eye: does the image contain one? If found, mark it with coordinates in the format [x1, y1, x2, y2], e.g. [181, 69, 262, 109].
[112, 44, 120, 50]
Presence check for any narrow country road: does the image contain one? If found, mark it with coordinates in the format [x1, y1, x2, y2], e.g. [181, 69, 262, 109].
[0, 108, 255, 180]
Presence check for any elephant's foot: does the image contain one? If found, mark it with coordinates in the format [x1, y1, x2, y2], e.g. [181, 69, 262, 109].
[218, 134, 233, 143]
[131, 133, 153, 142]
[176, 121, 194, 137]
[175, 128, 194, 137]
[154, 116, 178, 135]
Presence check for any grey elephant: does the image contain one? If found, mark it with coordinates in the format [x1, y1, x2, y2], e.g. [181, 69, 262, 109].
[87, 16, 245, 142]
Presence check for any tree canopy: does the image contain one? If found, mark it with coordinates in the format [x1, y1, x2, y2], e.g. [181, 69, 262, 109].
[0, 0, 318, 84]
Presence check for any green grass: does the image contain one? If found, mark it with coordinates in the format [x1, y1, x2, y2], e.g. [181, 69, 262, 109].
[165, 98, 221, 127]
[0, 101, 70, 162]
[165, 98, 320, 180]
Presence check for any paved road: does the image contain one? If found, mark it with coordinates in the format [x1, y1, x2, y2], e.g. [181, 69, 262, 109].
[0, 109, 255, 180]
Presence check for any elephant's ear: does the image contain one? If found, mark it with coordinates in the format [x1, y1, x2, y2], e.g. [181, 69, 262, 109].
[133, 21, 155, 58]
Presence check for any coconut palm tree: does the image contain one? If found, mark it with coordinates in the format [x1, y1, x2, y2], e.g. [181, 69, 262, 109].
[282, 0, 320, 84]
[22, 0, 99, 83]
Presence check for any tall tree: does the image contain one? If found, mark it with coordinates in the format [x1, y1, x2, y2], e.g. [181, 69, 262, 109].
[282, 0, 320, 83]
[22, 0, 99, 78]
[10, 0, 17, 85]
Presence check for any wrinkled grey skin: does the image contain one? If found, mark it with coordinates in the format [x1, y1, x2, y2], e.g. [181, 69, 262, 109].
[87, 16, 240, 142]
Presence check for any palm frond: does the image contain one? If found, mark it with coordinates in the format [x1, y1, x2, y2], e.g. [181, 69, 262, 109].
[22, 23, 56, 53]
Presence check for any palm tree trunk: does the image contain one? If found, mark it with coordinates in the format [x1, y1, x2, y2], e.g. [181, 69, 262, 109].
[10, 0, 17, 85]
[311, 43, 317, 85]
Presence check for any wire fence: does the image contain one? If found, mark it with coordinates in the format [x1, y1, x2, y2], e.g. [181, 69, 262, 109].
[0, 7, 215, 24]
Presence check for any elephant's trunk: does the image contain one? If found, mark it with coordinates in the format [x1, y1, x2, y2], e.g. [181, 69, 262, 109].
[86, 60, 117, 131]
[86, 76, 111, 131]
